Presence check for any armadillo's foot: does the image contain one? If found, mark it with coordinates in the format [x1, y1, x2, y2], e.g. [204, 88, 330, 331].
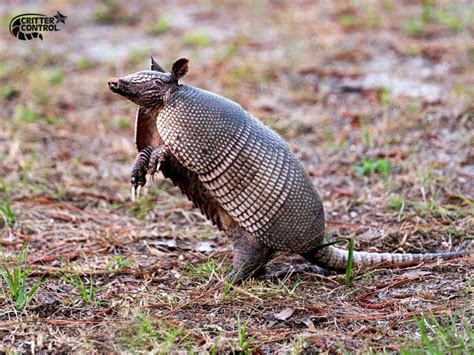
[261, 263, 333, 281]
[130, 146, 153, 201]
[147, 145, 171, 179]
[227, 228, 274, 284]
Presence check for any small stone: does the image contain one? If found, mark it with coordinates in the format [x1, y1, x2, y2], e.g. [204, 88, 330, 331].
[197, 241, 213, 253]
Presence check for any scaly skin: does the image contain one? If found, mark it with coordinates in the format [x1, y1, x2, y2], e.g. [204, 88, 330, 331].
[108, 56, 469, 283]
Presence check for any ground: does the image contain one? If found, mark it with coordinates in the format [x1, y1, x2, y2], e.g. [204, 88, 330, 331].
[0, 0, 473, 353]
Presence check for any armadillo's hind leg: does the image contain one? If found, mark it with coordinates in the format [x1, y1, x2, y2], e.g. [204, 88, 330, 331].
[228, 228, 274, 284]
[147, 145, 171, 179]
[130, 146, 153, 201]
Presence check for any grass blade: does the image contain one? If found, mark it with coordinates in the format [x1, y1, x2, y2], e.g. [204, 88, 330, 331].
[344, 238, 355, 286]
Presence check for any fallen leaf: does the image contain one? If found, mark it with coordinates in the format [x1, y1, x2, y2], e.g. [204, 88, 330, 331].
[274, 307, 295, 321]
[301, 317, 317, 332]
[403, 270, 432, 279]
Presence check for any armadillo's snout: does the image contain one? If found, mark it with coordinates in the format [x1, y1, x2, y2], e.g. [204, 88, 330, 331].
[108, 78, 120, 91]
[108, 76, 138, 102]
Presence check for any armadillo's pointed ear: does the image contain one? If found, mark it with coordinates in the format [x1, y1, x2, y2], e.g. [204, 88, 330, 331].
[151, 56, 165, 72]
[171, 57, 189, 82]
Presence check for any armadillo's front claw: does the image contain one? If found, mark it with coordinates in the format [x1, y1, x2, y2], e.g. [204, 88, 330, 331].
[131, 185, 136, 202]
[147, 162, 159, 177]
[130, 146, 152, 201]
[147, 145, 171, 177]
[130, 174, 146, 201]
[130, 175, 140, 202]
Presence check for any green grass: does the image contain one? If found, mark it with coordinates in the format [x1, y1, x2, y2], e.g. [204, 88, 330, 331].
[407, 98, 422, 112]
[95, 0, 137, 25]
[183, 260, 224, 282]
[0, 201, 15, 227]
[18, 149, 49, 195]
[232, 276, 303, 301]
[452, 84, 470, 98]
[338, 14, 358, 28]
[43, 115, 66, 126]
[236, 313, 254, 354]
[29, 68, 64, 87]
[182, 31, 211, 47]
[404, 1, 464, 35]
[62, 273, 97, 304]
[105, 255, 134, 271]
[0, 241, 43, 310]
[264, 115, 291, 136]
[114, 117, 131, 129]
[288, 337, 309, 354]
[435, 9, 462, 32]
[413, 199, 458, 219]
[360, 119, 375, 149]
[421, 0, 432, 23]
[468, 47, 474, 63]
[210, 336, 221, 355]
[0, 62, 8, 78]
[148, 14, 171, 36]
[75, 58, 95, 71]
[379, 86, 391, 106]
[322, 126, 336, 151]
[14, 104, 40, 123]
[344, 238, 355, 286]
[119, 313, 189, 352]
[388, 195, 405, 212]
[21, 154, 35, 183]
[388, 191, 462, 219]
[401, 313, 474, 354]
[404, 18, 425, 35]
[271, 276, 302, 296]
[126, 49, 149, 68]
[0, 181, 15, 227]
[0, 85, 18, 101]
[354, 157, 392, 179]
[44, 69, 64, 86]
[404, 0, 431, 35]
[223, 276, 234, 299]
[129, 196, 154, 219]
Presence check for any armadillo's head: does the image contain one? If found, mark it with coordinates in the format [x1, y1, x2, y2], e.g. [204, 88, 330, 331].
[108, 56, 189, 107]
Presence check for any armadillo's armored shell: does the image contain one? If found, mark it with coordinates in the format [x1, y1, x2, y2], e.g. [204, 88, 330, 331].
[158, 86, 325, 253]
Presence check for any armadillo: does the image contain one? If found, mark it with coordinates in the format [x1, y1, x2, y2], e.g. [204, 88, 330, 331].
[108, 56, 467, 282]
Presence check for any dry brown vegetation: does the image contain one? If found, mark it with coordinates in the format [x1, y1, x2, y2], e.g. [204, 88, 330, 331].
[0, 0, 473, 353]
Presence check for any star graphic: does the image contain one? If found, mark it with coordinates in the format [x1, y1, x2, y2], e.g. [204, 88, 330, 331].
[54, 11, 67, 24]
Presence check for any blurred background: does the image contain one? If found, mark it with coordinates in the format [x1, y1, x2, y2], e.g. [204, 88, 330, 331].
[0, 0, 473, 353]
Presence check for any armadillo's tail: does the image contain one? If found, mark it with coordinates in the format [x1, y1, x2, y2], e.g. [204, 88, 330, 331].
[303, 245, 470, 272]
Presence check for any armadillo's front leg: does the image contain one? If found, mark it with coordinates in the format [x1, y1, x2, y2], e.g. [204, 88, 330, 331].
[228, 228, 274, 283]
[130, 146, 153, 201]
[147, 145, 171, 178]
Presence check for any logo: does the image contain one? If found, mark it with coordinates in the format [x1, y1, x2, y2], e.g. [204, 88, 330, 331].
[9, 11, 67, 41]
